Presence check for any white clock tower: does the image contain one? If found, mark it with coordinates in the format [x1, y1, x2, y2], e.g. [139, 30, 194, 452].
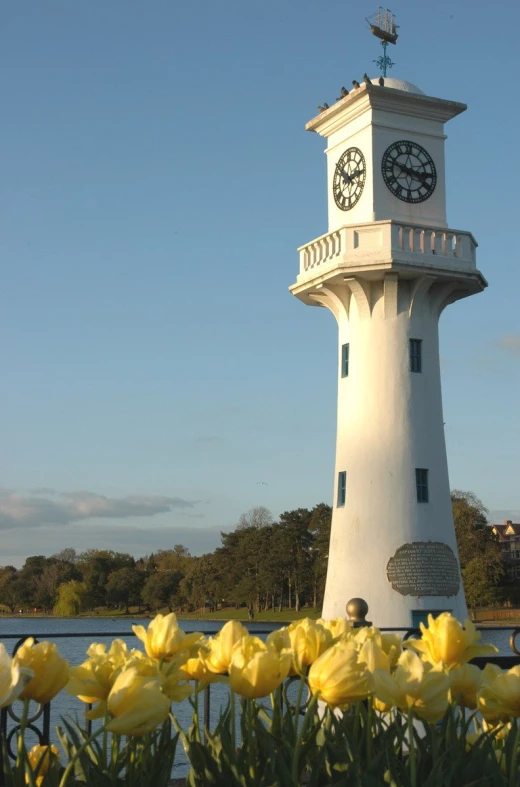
[290, 78, 487, 627]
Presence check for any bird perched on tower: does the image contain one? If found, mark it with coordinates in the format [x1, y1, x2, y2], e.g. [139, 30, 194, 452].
[318, 102, 330, 112]
[352, 80, 360, 89]
[363, 73, 372, 87]
[337, 86, 349, 100]
[379, 76, 385, 86]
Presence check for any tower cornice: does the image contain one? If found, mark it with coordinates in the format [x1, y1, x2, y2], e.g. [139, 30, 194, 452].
[306, 84, 467, 137]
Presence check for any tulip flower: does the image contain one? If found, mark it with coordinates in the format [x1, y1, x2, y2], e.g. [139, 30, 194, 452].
[449, 663, 483, 709]
[0, 643, 33, 709]
[372, 649, 450, 722]
[229, 636, 291, 699]
[67, 639, 130, 719]
[266, 626, 292, 655]
[308, 639, 371, 708]
[203, 621, 248, 674]
[403, 612, 497, 669]
[287, 618, 333, 676]
[26, 744, 60, 786]
[478, 665, 520, 722]
[133, 613, 203, 662]
[181, 654, 221, 688]
[316, 617, 353, 641]
[106, 665, 170, 736]
[15, 639, 69, 705]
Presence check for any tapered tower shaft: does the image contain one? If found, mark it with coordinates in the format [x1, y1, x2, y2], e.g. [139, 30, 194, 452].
[290, 80, 487, 627]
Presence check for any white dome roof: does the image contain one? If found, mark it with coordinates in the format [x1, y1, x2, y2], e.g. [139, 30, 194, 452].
[369, 77, 424, 95]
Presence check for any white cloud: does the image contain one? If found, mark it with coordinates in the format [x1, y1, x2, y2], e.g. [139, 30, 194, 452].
[496, 334, 520, 357]
[0, 489, 199, 529]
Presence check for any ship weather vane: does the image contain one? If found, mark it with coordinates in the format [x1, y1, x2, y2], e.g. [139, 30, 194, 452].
[366, 7, 398, 77]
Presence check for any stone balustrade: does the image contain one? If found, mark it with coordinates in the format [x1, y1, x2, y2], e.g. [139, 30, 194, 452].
[297, 220, 477, 280]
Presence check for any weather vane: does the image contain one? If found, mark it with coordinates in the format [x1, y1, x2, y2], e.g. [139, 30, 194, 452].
[365, 7, 398, 77]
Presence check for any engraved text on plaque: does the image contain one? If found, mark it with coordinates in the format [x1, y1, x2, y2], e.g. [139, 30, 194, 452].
[386, 542, 460, 597]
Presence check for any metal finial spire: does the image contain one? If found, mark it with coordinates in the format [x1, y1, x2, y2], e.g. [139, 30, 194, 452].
[365, 7, 398, 77]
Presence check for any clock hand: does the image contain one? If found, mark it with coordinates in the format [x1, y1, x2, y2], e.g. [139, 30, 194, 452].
[336, 166, 352, 184]
[395, 162, 432, 184]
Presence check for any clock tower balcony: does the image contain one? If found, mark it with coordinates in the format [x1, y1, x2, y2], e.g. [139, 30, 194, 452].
[290, 219, 487, 305]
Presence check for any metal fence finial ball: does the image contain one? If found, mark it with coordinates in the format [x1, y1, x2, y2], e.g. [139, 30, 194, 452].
[346, 598, 371, 626]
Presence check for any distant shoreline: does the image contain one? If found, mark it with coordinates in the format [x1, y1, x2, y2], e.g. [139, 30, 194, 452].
[0, 611, 519, 628]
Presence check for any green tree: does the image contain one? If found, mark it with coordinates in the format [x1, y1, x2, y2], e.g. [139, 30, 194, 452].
[106, 567, 145, 613]
[451, 490, 503, 615]
[54, 580, 90, 616]
[141, 571, 181, 612]
[180, 554, 224, 613]
[0, 567, 21, 613]
[278, 509, 313, 612]
[77, 550, 135, 608]
[308, 503, 332, 609]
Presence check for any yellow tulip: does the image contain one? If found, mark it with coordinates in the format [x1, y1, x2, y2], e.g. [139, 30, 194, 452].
[181, 654, 221, 689]
[449, 663, 483, 709]
[316, 617, 353, 641]
[358, 636, 391, 672]
[0, 643, 33, 709]
[67, 639, 130, 718]
[353, 627, 401, 673]
[133, 613, 203, 662]
[266, 626, 292, 654]
[308, 639, 371, 708]
[478, 665, 520, 722]
[229, 636, 291, 699]
[203, 621, 248, 674]
[403, 613, 497, 669]
[106, 665, 170, 736]
[379, 633, 403, 669]
[372, 650, 450, 722]
[15, 639, 69, 705]
[26, 744, 60, 786]
[287, 618, 333, 676]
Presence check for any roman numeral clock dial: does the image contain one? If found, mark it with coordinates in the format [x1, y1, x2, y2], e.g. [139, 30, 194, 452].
[333, 147, 366, 211]
[382, 140, 437, 203]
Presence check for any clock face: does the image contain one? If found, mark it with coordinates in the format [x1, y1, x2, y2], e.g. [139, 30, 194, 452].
[333, 147, 366, 211]
[382, 140, 437, 203]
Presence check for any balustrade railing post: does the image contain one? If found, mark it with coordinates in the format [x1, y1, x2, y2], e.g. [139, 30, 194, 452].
[346, 598, 372, 628]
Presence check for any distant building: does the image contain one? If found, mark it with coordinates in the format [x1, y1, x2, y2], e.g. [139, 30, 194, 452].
[491, 521, 520, 580]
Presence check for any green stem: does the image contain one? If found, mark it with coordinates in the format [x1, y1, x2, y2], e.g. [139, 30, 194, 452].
[16, 699, 30, 782]
[230, 687, 236, 754]
[509, 720, 519, 787]
[247, 699, 255, 783]
[58, 726, 106, 787]
[408, 707, 416, 787]
[291, 693, 318, 785]
[291, 672, 307, 744]
[366, 697, 373, 765]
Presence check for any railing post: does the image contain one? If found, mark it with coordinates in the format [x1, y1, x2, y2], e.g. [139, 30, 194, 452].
[346, 598, 372, 628]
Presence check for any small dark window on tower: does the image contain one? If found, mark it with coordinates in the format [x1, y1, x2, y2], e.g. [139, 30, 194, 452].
[410, 339, 422, 373]
[415, 468, 429, 503]
[341, 343, 349, 377]
[337, 471, 347, 507]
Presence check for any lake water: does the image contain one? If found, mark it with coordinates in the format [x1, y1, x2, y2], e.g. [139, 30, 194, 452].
[0, 617, 517, 778]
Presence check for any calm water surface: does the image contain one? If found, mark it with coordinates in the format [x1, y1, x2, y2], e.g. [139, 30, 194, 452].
[0, 618, 516, 777]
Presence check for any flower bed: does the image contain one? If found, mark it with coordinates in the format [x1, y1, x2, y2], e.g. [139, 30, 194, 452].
[1, 612, 519, 785]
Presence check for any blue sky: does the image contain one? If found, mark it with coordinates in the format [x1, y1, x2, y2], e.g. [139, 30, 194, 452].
[2, 0, 519, 566]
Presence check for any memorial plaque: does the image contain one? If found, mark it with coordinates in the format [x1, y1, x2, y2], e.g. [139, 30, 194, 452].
[386, 542, 460, 597]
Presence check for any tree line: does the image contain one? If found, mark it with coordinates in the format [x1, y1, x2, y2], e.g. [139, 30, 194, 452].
[0, 492, 514, 616]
